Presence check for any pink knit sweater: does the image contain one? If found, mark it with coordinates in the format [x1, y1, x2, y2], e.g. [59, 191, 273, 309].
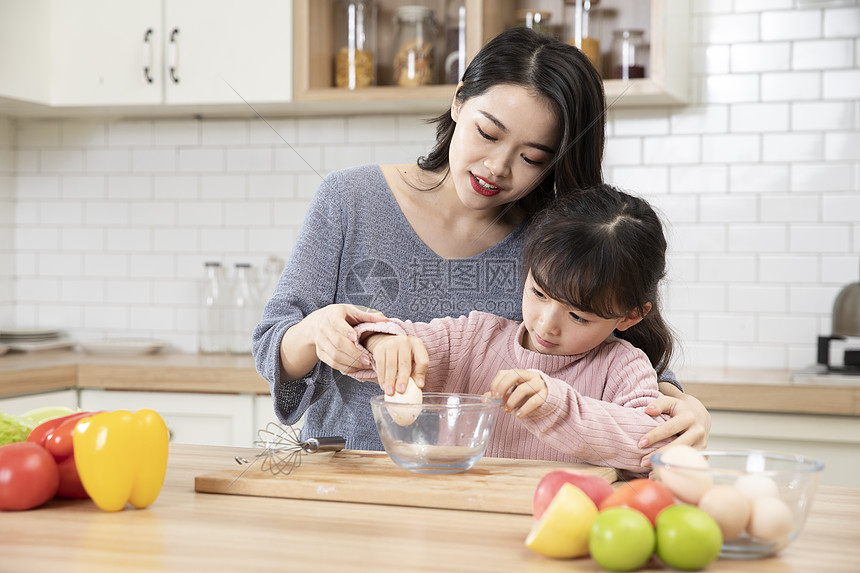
[354, 311, 670, 473]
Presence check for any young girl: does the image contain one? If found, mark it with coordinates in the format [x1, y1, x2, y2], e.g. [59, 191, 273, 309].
[351, 186, 674, 473]
[253, 26, 709, 461]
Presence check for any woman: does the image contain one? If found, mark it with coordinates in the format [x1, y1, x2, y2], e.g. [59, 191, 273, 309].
[253, 27, 709, 466]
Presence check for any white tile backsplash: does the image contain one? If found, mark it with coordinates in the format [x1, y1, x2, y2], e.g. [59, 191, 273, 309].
[823, 6, 860, 37]
[1, 3, 858, 373]
[730, 42, 791, 73]
[761, 71, 822, 101]
[730, 102, 790, 133]
[761, 10, 823, 41]
[792, 39, 855, 70]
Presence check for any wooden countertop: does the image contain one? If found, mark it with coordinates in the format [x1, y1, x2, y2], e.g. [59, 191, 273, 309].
[0, 443, 857, 572]
[0, 349, 269, 397]
[1, 350, 858, 416]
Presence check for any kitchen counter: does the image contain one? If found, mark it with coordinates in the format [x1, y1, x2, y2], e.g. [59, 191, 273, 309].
[0, 443, 857, 572]
[0, 349, 268, 397]
[1, 350, 858, 417]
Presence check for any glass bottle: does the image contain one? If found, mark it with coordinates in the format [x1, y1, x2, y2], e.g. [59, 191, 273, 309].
[229, 263, 259, 355]
[393, 5, 437, 87]
[565, 0, 601, 72]
[334, 0, 377, 89]
[516, 9, 552, 37]
[199, 262, 226, 354]
[611, 29, 646, 80]
[443, 0, 466, 84]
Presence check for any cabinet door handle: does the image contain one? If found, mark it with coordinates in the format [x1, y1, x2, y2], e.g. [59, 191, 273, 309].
[142, 28, 154, 84]
[168, 27, 180, 84]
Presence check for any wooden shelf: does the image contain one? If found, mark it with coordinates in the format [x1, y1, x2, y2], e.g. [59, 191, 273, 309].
[293, 0, 689, 113]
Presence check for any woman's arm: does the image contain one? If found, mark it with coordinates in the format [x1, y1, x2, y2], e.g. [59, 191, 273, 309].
[638, 382, 712, 466]
[279, 304, 390, 381]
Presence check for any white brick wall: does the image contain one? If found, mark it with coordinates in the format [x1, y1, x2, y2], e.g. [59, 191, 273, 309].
[1, 2, 858, 373]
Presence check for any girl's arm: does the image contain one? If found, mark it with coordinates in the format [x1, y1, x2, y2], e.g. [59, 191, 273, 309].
[352, 313, 479, 393]
[512, 353, 673, 473]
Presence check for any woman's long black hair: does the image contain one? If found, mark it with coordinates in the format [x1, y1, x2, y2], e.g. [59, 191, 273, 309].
[521, 185, 674, 374]
[418, 26, 606, 217]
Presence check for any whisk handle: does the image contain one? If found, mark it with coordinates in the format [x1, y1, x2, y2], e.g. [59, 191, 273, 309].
[303, 436, 346, 453]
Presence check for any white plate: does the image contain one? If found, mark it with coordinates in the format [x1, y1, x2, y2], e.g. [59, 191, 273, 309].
[0, 326, 63, 338]
[7, 338, 75, 352]
[78, 339, 168, 356]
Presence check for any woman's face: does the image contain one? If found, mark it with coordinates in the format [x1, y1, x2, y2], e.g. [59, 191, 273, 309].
[448, 84, 562, 213]
[520, 272, 645, 356]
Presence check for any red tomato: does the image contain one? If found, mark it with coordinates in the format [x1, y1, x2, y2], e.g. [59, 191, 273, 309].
[0, 442, 60, 511]
[599, 478, 675, 526]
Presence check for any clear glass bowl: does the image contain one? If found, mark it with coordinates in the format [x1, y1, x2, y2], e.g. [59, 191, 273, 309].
[651, 449, 824, 559]
[369, 393, 502, 474]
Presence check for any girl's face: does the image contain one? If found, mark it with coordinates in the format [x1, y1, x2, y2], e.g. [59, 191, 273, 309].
[520, 272, 647, 356]
[448, 84, 561, 213]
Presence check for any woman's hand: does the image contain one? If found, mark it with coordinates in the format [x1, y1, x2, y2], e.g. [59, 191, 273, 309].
[363, 333, 429, 395]
[279, 304, 389, 380]
[490, 369, 548, 417]
[639, 383, 711, 467]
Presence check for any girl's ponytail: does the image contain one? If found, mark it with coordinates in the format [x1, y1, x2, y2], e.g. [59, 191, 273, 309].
[615, 300, 674, 377]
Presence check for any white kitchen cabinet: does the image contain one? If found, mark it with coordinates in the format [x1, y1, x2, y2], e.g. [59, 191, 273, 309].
[708, 410, 860, 488]
[0, 0, 52, 103]
[10, 0, 292, 108]
[79, 389, 256, 447]
[0, 389, 79, 417]
[160, 0, 293, 105]
[51, 0, 164, 106]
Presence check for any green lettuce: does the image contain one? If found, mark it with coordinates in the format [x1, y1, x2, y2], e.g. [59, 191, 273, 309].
[0, 409, 33, 445]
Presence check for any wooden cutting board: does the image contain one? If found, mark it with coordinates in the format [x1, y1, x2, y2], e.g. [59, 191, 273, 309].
[194, 449, 617, 515]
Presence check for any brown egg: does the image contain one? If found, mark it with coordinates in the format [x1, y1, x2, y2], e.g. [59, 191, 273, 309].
[747, 496, 794, 541]
[698, 484, 751, 541]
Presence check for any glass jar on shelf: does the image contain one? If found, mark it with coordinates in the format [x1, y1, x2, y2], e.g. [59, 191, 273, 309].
[334, 0, 377, 89]
[443, 0, 466, 84]
[393, 5, 438, 87]
[564, 0, 601, 72]
[515, 9, 552, 37]
[611, 28, 647, 80]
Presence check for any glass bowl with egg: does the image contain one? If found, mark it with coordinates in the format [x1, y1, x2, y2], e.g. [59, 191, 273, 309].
[369, 392, 503, 474]
[650, 447, 824, 559]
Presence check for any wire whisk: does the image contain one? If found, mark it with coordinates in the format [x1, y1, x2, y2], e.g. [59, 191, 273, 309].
[234, 422, 346, 476]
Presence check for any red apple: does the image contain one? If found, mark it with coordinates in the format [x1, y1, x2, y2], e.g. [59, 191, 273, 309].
[533, 470, 614, 520]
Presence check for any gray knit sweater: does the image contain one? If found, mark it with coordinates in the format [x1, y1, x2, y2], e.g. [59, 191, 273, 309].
[252, 165, 527, 451]
[252, 164, 679, 451]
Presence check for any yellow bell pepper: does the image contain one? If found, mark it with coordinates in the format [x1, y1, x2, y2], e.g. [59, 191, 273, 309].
[72, 409, 169, 512]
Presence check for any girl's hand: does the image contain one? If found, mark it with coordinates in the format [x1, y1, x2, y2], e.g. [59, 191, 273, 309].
[639, 384, 711, 466]
[288, 304, 389, 377]
[363, 334, 429, 396]
[490, 369, 548, 417]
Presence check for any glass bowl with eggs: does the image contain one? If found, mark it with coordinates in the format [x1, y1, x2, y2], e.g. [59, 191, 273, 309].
[369, 391, 503, 474]
[650, 447, 824, 559]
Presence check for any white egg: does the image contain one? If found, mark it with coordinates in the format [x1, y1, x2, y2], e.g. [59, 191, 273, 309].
[747, 496, 794, 541]
[655, 445, 714, 504]
[384, 377, 423, 426]
[734, 474, 779, 502]
[698, 484, 752, 541]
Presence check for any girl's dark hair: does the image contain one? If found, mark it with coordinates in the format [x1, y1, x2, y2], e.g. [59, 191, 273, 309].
[521, 185, 674, 374]
[418, 26, 605, 217]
